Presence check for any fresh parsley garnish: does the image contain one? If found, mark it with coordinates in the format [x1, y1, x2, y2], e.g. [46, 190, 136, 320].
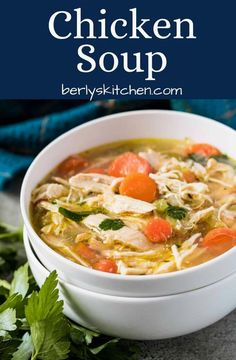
[211, 154, 236, 169]
[187, 153, 236, 170]
[25, 270, 70, 360]
[187, 154, 207, 166]
[10, 263, 29, 298]
[0, 222, 140, 359]
[211, 154, 229, 161]
[12, 332, 34, 360]
[59, 207, 106, 222]
[166, 206, 188, 220]
[0, 223, 24, 278]
[99, 218, 125, 231]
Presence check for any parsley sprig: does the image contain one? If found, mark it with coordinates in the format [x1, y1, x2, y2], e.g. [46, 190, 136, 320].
[59, 207, 107, 222]
[99, 218, 125, 231]
[187, 153, 236, 169]
[0, 223, 139, 360]
[154, 201, 188, 220]
[165, 206, 188, 220]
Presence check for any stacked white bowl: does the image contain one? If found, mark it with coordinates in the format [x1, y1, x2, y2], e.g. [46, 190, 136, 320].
[21, 110, 236, 340]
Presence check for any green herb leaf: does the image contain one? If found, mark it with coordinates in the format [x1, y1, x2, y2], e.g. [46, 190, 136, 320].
[0, 293, 22, 339]
[12, 332, 33, 360]
[90, 338, 119, 355]
[0, 308, 17, 337]
[99, 219, 125, 231]
[10, 263, 29, 298]
[0, 294, 22, 313]
[0, 223, 22, 242]
[211, 154, 236, 169]
[0, 280, 10, 291]
[59, 207, 92, 222]
[212, 154, 229, 160]
[90, 341, 140, 360]
[0, 224, 25, 279]
[187, 153, 236, 170]
[59, 207, 105, 222]
[187, 153, 207, 166]
[166, 206, 188, 220]
[70, 323, 100, 346]
[25, 271, 70, 360]
[69, 324, 139, 360]
[0, 221, 141, 360]
[0, 338, 21, 360]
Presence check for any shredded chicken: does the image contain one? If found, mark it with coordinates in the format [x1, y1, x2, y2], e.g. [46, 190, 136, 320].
[83, 214, 151, 250]
[171, 245, 182, 270]
[102, 248, 164, 259]
[154, 261, 176, 274]
[171, 243, 198, 270]
[32, 183, 68, 203]
[207, 159, 236, 187]
[150, 173, 210, 209]
[181, 233, 202, 248]
[139, 150, 167, 170]
[186, 206, 215, 228]
[69, 173, 122, 194]
[102, 193, 155, 214]
[217, 195, 236, 222]
[31, 139, 236, 275]
[37, 201, 58, 212]
[51, 177, 70, 186]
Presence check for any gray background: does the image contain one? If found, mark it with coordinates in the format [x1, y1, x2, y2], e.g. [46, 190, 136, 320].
[1, 177, 236, 360]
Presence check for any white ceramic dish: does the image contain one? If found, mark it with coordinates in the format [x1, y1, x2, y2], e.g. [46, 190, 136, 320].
[21, 110, 236, 297]
[24, 227, 236, 340]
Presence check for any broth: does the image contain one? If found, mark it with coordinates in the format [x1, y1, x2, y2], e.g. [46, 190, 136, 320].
[31, 138, 236, 275]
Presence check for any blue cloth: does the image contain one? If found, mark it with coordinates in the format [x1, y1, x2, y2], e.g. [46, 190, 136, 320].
[0, 100, 153, 189]
[3, 99, 234, 190]
[171, 100, 236, 129]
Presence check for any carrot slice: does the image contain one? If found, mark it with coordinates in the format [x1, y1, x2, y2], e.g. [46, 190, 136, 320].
[57, 155, 88, 176]
[202, 227, 236, 255]
[186, 143, 221, 157]
[73, 243, 98, 263]
[94, 259, 117, 273]
[108, 152, 152, 177]
[84, 167, 106, 174]
[119, 173, 158, 202]
[144, 218, 172, 243]
[182, 170, 197, 183]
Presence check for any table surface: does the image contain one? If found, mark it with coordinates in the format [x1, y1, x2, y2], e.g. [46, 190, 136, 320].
[1, 177, 236, 360]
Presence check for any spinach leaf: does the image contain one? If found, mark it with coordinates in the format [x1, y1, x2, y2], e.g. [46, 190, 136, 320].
[187, 154, 207, 166]
[166, 206, 188, 220]
[211, 154, 236, 169]
[99, 219, 125, 231]
[59, 207, 106, 222]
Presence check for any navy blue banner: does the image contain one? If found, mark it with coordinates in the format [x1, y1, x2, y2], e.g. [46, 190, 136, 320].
[0, 1, 235, 99]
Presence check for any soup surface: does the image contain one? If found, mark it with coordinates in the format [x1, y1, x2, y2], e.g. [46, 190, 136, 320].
[31, 138, 236, 275]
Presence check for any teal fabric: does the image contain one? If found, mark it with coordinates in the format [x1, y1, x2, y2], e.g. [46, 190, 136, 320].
[3, 99, 234, 190]
[171, 100, 236, 129]
[0, 100, 155, 189]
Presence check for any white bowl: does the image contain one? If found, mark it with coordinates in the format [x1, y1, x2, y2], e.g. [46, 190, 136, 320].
[24, 227, 236, 340]
[21, 110, 236, 297]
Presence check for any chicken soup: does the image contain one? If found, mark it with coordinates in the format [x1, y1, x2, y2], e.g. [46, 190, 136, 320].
[31, 139, 236, 275]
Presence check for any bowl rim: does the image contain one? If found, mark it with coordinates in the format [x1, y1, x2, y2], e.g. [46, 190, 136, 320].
[20, 109, 236, 282]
